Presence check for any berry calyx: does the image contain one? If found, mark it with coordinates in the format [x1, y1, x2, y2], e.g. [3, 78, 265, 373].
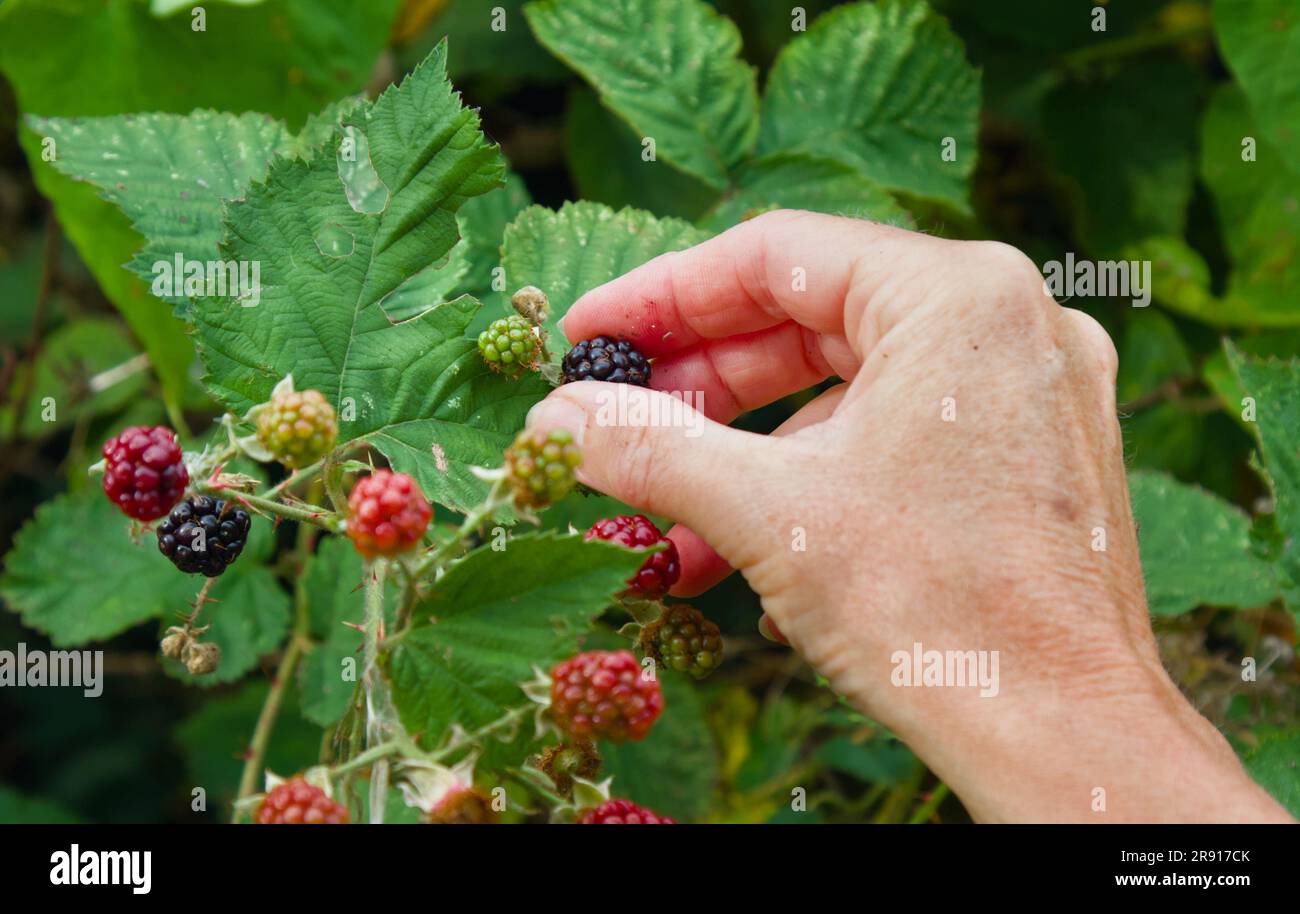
[562, 337, 650, 386]
[255, 387, 337, 469]
[639, 604, 723, 680]
[536, 739, 602, 798]
[255, 778, 349, 824]
[101, 425, 189, 521]
[585, 514, 680, 599]
[505, 428, 582, 510]
[156, 495, 251, 577]
[578, 799, 675, 824]
[478, 315, 542, 378]
[346, 470, 432, 559]
[549, 649, 662, 743]
[423, 788, 499, 825]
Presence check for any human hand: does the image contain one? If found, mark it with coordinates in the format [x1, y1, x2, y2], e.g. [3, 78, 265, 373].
[526, 210, 1290, 823]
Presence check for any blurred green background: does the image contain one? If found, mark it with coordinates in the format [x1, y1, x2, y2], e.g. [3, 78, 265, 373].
[0, 0, 1296, 823]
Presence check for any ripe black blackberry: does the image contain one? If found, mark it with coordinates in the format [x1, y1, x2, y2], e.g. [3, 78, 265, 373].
[561, 336, 650, 386]
[157, 495, 251, 576]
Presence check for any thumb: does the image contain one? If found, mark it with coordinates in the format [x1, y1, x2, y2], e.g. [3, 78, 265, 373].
[524, 382, 785, 560]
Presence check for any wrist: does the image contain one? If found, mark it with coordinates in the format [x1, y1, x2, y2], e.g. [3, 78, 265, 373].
[903, 665, 1291, 823]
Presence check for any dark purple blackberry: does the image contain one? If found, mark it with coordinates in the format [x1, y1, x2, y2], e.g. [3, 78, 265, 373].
[156, 495, 251, 577]
[561, 336, 651, 387]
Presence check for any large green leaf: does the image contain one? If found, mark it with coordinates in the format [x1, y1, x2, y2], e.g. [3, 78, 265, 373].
[0, 0, 401, 413]
[525, 0, 759, 190]
[1134, 87, 1300, 327]
[189, 45, 544, 513]
[564, 87, 720, 222]
[31, 109, 348, 315]
[1128, 470, 1278, 616]
[699, 152, 910, 233]
[501, 201, 711, 344]
[0, 485, 286, 650]
[1214, 0, 1300, 175]
[1240, 727, 1300, 818]
[385, 532, 646, 748]
[1227, 348, 1300, 611]
[756, 0, 981, 212]
[1043, 58, 1202, 257]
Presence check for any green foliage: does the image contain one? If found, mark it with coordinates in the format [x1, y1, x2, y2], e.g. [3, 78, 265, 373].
[387, 533, 645, 751]
[0, 0, 401, 414]
[757, 0, 980, 212]
[1128, 470, 1278, 616]
[526, 0, 759, 190]
[502, 201, 710, 343]
[0, 485, 283, 652]
[3, 0, 1299, 826]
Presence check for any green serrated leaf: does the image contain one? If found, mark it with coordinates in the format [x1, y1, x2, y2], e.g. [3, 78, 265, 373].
[1240, 727, 1300, 818]
[162, 567, 291, 687]
[1128, 469, 1278, 616]
[0, 485, 284, 648]
[1226, 348, 1300, 614]
[455, 169, 534, 309]
[700, 152, 911, 233]
[525, 0, 759, 190]
[563, 86, 721, 223]
[189, 44, 534, 513]
[1134, 86, 1300, 327]
[1214, 0, 1300, 175]
[756, 0, 980, 212]
[386, 532, 646, 750]
[31, 110, 307, 315]
[501, 201, 711, 344]
[0, 0, 401, 413]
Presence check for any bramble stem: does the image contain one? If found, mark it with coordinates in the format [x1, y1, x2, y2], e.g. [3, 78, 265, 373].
[198, 485, 340, 531]
[232, 634, 307, 821]
[907, 782, 951, 825]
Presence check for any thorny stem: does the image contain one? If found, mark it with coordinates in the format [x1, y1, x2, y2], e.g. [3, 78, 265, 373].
[907, 782, 951, 825]
[413, 474, 510, 581]
[183, 578, 218, 628]
[362, 560, 389, 824]
[230, 488, 318, 822]
[200, 485, 340, 532]
[232, 634, 308, 822]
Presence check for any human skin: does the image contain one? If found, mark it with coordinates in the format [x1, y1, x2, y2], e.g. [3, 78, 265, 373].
[525, 210, 1292, 824]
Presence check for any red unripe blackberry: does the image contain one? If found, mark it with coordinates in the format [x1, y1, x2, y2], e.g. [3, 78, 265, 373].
[255, 778, 349, 824]
[101, 425, 189, 521]
[549, 649, 663, 743]
[578, 799, 675, 824]
[346, 470, 432, 558]
[585, 514, 680, 598]
[562, 336, 650, 386]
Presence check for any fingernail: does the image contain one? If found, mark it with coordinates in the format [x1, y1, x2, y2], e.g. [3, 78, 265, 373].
[525, 394, 588, 447]
[757, 614, 789, 646]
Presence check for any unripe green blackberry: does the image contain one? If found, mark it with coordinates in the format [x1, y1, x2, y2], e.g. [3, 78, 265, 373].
[505, 428, 581, 509]
[639, 604, 723, 680]
[255, 388, 337, 469]
[478, 315, 542, 379]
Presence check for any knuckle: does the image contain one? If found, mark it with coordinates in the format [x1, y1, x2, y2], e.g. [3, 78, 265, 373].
[609, 421, 659, 509]
[968, 241, 1052, 305]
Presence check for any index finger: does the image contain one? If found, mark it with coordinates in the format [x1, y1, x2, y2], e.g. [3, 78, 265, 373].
[560, 209, 947, 359]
